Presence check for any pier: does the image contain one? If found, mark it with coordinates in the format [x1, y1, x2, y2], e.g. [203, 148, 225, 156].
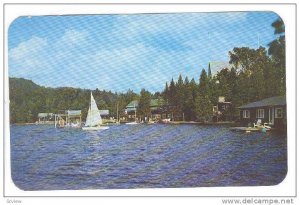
[54, 110, 82, 128]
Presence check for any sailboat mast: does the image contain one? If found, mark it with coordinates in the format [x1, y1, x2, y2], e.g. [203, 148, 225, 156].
[89, 92, 91, 123]
[90, 91, 92, 107]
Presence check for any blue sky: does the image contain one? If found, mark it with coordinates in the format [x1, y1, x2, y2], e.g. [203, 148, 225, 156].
[8, 12, 280, 93]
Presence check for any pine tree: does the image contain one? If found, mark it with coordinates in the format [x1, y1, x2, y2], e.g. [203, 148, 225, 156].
[189, 78, 198, 121]
[176, 74, 185, 118]
[137, 89, 151, 121]
[193, 92, 213, 122]
[183, 76, 193, 121]
[190, 78, 197, 100]
[163, 82, 169, 102]
[199, 69, 209, 95]
[194, 68, 213, 121]
[177, 74, 184, 86]
[208, 63, 212, 79]
[169, 78, 176, 106]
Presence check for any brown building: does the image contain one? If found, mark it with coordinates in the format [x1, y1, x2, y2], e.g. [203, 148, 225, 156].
[213, 97, 233, 122]
[238, 96, 286, 129]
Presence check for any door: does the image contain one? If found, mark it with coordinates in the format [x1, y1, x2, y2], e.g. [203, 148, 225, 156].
[269, 107, 274, 125]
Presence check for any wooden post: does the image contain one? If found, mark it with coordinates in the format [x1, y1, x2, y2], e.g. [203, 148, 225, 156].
[66, 112, 69, 126]
[117, 102, 119, 123]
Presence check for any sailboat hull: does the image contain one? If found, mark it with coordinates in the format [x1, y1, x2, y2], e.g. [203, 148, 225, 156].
[82, 126, 109, 131]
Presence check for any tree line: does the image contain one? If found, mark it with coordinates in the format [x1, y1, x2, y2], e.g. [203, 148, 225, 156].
[9, 78, 139, 123]
[9, 18, 285, 123]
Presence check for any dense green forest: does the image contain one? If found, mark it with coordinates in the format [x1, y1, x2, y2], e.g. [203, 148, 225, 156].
[9, 78, 139, 123]
[9, 18, 285, 123]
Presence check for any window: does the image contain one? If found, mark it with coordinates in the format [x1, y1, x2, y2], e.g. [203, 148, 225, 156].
[213, 106, 218, 112]
[256, 109, 264, 118]
[275, 108, 283, 118]
[243, 110, 250, 118]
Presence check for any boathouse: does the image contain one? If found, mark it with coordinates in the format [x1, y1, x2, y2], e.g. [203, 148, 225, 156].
[37, 113, 54, 124]
[238, 96, 286, 129]
[54, 110, 82, 128]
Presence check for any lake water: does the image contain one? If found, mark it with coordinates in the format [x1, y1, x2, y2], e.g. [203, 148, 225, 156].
[10, 124, 287, 190]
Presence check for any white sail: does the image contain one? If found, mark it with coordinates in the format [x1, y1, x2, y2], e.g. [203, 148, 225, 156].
[85, 92, 102, 127]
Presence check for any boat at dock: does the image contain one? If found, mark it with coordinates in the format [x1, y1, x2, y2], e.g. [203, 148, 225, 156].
[82, 92, 109, 131]
[230, 126, 271, 132]
[147, 120, 157, 124]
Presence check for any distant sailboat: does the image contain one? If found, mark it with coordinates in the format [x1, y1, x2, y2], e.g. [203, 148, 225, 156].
[82, 92, 109, 131]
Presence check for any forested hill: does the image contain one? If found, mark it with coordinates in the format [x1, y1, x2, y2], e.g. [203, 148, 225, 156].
[9, 77, 138, 123]
[10, 77, 44, 123]
[9, 77, 40, 93]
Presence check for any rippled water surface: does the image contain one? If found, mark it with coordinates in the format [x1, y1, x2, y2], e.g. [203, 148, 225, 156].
[10, 124, 287, 190]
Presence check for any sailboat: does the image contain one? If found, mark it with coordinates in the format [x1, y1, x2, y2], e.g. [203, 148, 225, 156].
[82, 92, 109, 131]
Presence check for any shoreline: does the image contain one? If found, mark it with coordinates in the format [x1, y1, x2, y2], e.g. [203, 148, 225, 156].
[11, 121, 236, 126]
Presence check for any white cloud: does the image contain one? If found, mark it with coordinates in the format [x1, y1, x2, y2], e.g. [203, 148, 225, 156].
[59, 29, 88, 45]
[53, 29, 89, 51]
[9, 36, 47, 61]
[9, 29, 89, 76]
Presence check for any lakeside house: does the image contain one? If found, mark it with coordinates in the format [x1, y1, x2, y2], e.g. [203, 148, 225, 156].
[124, 100, 139, 121]
[150, 98, 165, 121]
[125, 97, 233, 122]
[213, 97, 233, 122]
[124, 98, 171, 122]
[238, 96, 286, 129]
